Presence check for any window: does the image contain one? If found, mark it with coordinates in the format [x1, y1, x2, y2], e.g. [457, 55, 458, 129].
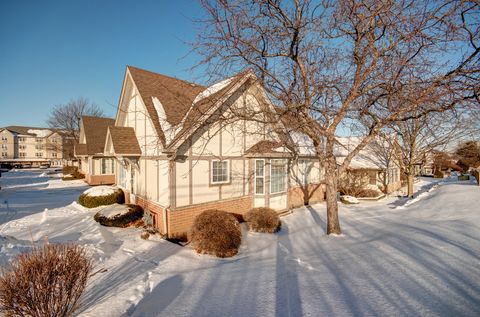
[19, 152, 26, 157]
[1, 136, 7, 141]
[255, 159, 265, 194]
[51, 138, 58, 143]
[18, 137, 25, 142]
[119, 162, 126, 187]
[36, 152, 43, 157]
[1, 152, 6, 157]
[271, 159, 287, 194]
[36, 138, 43, 143]
[51, 152, 57, 158]
[35, 144, 43, 150]
[1, 144, 6, 149]
[19, 145, 26, 150]
[369, 171, 377, 185]
[101, 158, 114, 174]
[299, 159, 313, 185]
[211, 160, 229, 184]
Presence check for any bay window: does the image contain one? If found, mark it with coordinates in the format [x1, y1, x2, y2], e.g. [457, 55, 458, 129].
[271, 159, 287, 194]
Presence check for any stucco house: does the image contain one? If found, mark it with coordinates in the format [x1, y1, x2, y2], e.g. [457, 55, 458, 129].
[104, 66, 325, 238]
[0, 126, 70, 167]
[75, 116, 116, 185]
[336, 136, 402, 194]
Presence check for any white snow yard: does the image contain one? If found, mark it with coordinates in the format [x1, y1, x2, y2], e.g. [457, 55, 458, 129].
[1, 169, 480, 316]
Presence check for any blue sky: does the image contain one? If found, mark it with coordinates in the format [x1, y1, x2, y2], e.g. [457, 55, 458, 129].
[0, 0, 205, 127]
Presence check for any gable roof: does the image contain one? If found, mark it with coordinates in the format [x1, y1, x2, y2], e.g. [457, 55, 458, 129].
[107, 126, 141, 156]
[81, 116, 115, 155]
[165, 70, 256, 151]
[74, 143, 87, 156]
[127, 66, 205, 145]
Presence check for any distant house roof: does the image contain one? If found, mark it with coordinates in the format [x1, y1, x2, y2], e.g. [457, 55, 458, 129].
[1, 126, 55, 137]
[81, 116, 115, 155]
[107, 126, 141, 156]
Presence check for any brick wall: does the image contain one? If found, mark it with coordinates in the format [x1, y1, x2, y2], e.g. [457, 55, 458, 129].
[385, 181, 402, 193]
[86, 174, 115, 186]
[135, 195, 166, 235]
[288, 183, 325, 209]
[167, 196, 253, 238]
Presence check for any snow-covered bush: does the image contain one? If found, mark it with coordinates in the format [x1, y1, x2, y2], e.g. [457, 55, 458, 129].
[340, 195, 360, 204]
[93, 204, 143, 227]
[357, 189, 382, 198]
[78, 186, 125, 208]
[244, 207, 281, 233]
[190, 209, 241, 258]
[0, 243, 92, 317]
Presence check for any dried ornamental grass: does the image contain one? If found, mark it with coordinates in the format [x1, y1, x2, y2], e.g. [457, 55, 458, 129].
[190, 209, 241, 258]
[244, 207, 281, 233]
[0, 243, 92, 317]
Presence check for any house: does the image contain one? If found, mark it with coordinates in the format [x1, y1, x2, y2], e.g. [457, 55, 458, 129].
[0, 126, 71, 167]
[75, 116, 116, 185]
[336, 136, 403, 194]
[104, 66, 325, 238]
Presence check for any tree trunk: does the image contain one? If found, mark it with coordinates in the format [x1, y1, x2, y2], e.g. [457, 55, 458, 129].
[407, 173, 414, 198]
[324, 139, 341, 235]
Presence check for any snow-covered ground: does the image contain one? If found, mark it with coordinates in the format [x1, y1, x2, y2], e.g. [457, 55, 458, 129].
[1, 170, 479, 316]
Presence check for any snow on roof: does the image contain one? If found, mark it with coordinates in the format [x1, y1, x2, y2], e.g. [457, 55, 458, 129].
[335, 136, 388, 170]
[27, 129, 52, 138]
[193, 76, 235, 104]
[289, 132, 316, 155]
[152, 97, 181, 145]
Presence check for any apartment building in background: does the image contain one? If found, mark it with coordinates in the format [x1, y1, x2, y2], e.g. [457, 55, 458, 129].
[0, 126, 73, 167]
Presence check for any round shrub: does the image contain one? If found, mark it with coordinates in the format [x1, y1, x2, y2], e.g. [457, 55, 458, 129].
[78, 186, 125, 208]
[93, 204, 143, 227]
[190, 209, 241, 258]
[244, 207, 281, 233]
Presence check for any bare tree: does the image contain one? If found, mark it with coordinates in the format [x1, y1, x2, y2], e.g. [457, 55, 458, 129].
[193, 0, 479, 234]
[391, 111, 470, 197]
[47, 97, 104, 159]
[47, 97, 104, 142]
[456, 140, 480, 170]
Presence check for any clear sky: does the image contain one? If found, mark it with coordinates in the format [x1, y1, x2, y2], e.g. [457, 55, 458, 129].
[0, 0, 205, 127]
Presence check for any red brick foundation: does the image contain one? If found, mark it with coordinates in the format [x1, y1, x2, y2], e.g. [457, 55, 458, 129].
[288, 183, 325, 209]
[168, 196, 253, 238]
[86, 174, 115, 185]
[120, 189, 252, 238]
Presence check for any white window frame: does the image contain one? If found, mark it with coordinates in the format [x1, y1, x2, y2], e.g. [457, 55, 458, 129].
[101, 158, 114, 175]
[211, 160, 230, 184]
[270, 159, 287, 194]
[255, 159, 265, 195]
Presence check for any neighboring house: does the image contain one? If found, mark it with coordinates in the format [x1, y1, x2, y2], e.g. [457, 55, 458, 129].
[336, 136, 403, 194]
[75, 116, 116, 185]
[0, 126, 70, 167]
[104, 66, 325, 238]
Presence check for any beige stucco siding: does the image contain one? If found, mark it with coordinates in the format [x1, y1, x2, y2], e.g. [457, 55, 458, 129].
[191, 160, 220, 205]
[175, 160, 190, 207]
[220, 159, 245, 199]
